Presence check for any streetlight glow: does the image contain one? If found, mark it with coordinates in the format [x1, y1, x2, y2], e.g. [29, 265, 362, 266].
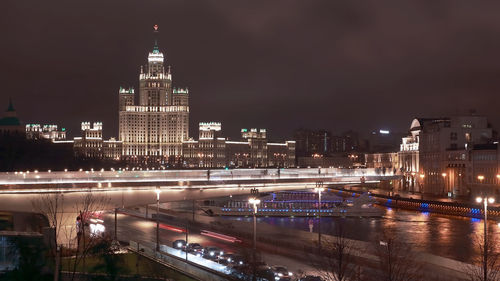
[155, 187, 161, 200]
[476, 194, 494, 281]
[248, 198, 261, 205]
[478, 175, 485, 181]
[441, 173, 447, 178]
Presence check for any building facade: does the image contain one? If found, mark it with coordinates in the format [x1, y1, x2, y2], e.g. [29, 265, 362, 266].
[394, 116, 495, 196]
[26, 124, 66, 141]
[182, 124, 295, 168]
[119, 28, 189, 164]
[73, 122, 122, 160]
[365, 152, 398, 175]
[419, 116, 493, 195]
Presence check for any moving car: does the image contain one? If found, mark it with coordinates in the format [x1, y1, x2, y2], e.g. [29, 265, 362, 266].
[271, 265, 293, 281]
[186, 243, 203, 257]
[222, 254, 245, 267]
[299, 276, 323, 281]
[203, 246, 224, 261]
[172, 239, 186, 250]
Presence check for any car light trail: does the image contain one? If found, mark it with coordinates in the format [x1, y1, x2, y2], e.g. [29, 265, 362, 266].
[200, 230, 241, 243]
[160, 223, 186, 233]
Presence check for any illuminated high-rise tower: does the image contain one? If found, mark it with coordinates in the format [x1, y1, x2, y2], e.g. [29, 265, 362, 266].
[119, 25, 189, 163]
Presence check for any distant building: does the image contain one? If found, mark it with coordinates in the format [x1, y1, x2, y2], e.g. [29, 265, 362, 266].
[293, 129, 330, 157]
[469, 144, 500, 197]
[26, 124, 66, 141]
[419, 116, 493, 195]
[0, 99, 23, 136]
[394, 116, 495, 196]
[297, 154, 353, 168]
[365, 152, 398, 175]
[119, 27, 189, 163]
[182, 122, 226, 168]
[182, 123, 295, 168]
[398, 119, 421, 192]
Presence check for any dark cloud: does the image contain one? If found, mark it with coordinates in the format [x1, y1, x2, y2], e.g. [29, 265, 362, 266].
[2, 0, 500, 140]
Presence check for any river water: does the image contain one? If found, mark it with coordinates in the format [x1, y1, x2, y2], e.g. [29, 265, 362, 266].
[222, 206, 500, 263]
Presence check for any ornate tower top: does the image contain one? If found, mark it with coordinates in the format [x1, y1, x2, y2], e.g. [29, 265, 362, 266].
[148, 24, 164, 63]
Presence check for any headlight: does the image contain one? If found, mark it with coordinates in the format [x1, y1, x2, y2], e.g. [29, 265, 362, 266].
[220, 251, 224, 255]
[227, 258, 232, 262]
[278, 273, 283, 277]
[275, 277, 280, 281]
[239, 261, 243, 265]
[177, 242, 182, 248]
[210, 252, 215, 256]
[289, 272, 293, 276]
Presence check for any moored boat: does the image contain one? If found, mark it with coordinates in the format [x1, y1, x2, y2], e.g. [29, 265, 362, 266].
[201, 191, 383, 217]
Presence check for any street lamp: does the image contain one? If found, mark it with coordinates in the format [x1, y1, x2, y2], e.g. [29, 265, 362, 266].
[476, 195, 495, 281]
[248, 198, 260, 251]
[478, 175, 485, 182]
[155, 187, 161, 251]
[249, 197, 260, 280]
[419, 173, 425, 197]
[314, 187, 325, 252]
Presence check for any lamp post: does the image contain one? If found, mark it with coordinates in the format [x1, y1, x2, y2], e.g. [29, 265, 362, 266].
[441, 172, 447, 195]
[249, 197, 260, 281]
[155, 187, 161, 251]
[314, 187, 325, 252]
[476, 195, 494, 281]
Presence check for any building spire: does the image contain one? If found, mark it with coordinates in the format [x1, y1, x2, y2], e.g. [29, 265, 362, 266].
[7, 97, 14, 112]
[153, 24, 159, 54]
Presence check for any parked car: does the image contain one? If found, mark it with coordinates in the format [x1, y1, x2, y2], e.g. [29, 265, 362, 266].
[172, 239, 186, 250]
[271, 265, 293, 281]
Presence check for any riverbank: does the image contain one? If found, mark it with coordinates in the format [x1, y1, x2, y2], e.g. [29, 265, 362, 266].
[331, 186, 500, 220]
[138, 203, 473, 280]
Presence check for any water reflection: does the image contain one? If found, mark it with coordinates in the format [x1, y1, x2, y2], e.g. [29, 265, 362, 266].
[222, 207, 500, 263]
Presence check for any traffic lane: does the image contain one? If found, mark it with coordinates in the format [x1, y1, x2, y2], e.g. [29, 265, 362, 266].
[102, 213, 240, 254]
[104, 212, 317, 275]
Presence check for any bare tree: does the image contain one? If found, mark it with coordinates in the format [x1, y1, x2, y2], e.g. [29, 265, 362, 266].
[313, 222, 355, 281]
[32, 192, 66, 281]
[67, 192, 110, 281]
[32, 191, 110, 281]
[374, 231, 420, 281]
[465, 233, 500, 281]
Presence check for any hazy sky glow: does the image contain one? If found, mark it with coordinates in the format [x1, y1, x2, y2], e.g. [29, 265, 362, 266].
[2, 1, 500, 139]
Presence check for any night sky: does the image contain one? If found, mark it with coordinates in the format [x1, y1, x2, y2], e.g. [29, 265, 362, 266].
[2, 1, 500, 140]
